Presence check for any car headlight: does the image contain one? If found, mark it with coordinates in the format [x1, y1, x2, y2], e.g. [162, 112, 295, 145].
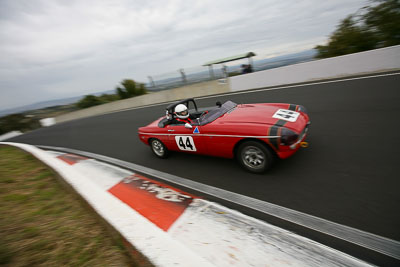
[280, 128, 299, 146]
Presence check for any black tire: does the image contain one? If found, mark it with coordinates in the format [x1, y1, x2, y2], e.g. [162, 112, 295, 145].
[150, 139, 169, 158]
[237, 141, 274, 173]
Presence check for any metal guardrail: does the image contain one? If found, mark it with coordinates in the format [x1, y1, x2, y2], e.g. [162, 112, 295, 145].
[145, 54, 316, 91]
[147, 65, 226, 91]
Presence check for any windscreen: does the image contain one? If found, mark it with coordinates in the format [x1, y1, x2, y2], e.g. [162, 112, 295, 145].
[199, 101, 237, 125]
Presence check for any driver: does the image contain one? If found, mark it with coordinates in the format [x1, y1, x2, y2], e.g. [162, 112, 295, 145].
[174, 104, 192, 124]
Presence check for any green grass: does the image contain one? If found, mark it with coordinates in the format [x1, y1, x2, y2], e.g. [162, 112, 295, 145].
[0, 145, 138, 266]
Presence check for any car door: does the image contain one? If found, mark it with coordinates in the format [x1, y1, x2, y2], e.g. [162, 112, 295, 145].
[199, 123, 240, 158]
[166, 124, 206, 154]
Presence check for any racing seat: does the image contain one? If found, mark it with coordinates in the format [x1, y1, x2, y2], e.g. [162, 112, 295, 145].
[158, 117, 171, 128]
[158, 115, 187, 128]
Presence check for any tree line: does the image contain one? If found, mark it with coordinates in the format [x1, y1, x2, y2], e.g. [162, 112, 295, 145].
[76, 79, 147, 109]
[0, 79, 146, 134]
[0, 114, 40, 135]
[315, 0, 400, 58]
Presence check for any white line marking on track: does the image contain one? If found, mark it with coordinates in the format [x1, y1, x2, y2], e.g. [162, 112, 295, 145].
[37, 145, 400, 260]
[198, 71, 400, 99]
[101, 71, 400, 115]
[140, 132, 280, 138]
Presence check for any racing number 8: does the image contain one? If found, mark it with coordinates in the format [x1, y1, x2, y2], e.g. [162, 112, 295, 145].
[175, 136, 197, 152]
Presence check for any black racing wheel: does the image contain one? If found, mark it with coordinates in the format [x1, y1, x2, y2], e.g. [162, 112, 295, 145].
[237, 141, 274, 173]
[150, 139, 169, 158]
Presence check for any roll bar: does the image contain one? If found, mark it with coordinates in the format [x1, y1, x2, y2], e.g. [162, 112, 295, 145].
[165, 98, 198, 116]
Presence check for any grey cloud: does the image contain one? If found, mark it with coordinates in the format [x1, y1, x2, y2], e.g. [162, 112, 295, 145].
[0, 0, 367, 110]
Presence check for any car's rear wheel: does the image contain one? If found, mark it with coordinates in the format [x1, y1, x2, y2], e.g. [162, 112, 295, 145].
[237, 141, 274, 173]
[150, 139, 168, 158]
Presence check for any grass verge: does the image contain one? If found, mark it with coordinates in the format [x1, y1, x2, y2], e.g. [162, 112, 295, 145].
[0, 145, 138, 266]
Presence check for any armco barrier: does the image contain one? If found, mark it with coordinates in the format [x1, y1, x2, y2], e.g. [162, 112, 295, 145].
[230, 45, 400, 92]
[55, 46, 400, 124]
[55, 80, 229, 124]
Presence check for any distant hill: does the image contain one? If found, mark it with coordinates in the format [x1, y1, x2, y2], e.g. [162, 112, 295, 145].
[0, 96, 81, 117]
[0, 90, 115, 117]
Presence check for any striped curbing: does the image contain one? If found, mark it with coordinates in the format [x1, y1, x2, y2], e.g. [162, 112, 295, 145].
[1, 142, 373, 266]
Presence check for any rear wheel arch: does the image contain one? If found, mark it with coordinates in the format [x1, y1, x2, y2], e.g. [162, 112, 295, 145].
[147, 137, 155, 145]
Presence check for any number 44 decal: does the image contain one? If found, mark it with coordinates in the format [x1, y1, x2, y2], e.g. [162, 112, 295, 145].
[175, 136, 197, 152]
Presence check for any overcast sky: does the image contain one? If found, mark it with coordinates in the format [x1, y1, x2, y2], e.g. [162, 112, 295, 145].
[0, 0, 367, 110]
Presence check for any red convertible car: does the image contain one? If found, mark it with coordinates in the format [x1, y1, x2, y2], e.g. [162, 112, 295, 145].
[138, 98, 310, 173]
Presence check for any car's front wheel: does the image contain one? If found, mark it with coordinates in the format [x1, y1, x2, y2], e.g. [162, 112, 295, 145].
[237, 141, 274, 173]
[150, 139, 169, 158]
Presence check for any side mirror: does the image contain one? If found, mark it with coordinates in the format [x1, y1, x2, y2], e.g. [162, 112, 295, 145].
[216, 101, 222, 107]
[185, 123, 193, 129]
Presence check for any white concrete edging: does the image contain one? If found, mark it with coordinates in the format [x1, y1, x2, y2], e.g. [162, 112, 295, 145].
[229, 45, 400, 92]
[55, 80, 229, 124]
[0, 131, 22, 141]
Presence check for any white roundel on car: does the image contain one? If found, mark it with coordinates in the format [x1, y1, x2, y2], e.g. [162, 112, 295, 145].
[272, 109, 300, 122]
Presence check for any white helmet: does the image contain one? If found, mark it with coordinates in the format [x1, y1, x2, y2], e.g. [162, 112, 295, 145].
[174, 104, 189, 119]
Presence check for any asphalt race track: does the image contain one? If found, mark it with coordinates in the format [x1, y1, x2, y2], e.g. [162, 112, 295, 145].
[9, 72, 400, 262]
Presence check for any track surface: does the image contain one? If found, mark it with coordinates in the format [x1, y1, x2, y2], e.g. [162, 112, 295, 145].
[10, 73, 400, 244]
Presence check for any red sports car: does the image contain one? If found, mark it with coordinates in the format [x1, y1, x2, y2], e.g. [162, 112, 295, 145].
[138, 98, 310, 173]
